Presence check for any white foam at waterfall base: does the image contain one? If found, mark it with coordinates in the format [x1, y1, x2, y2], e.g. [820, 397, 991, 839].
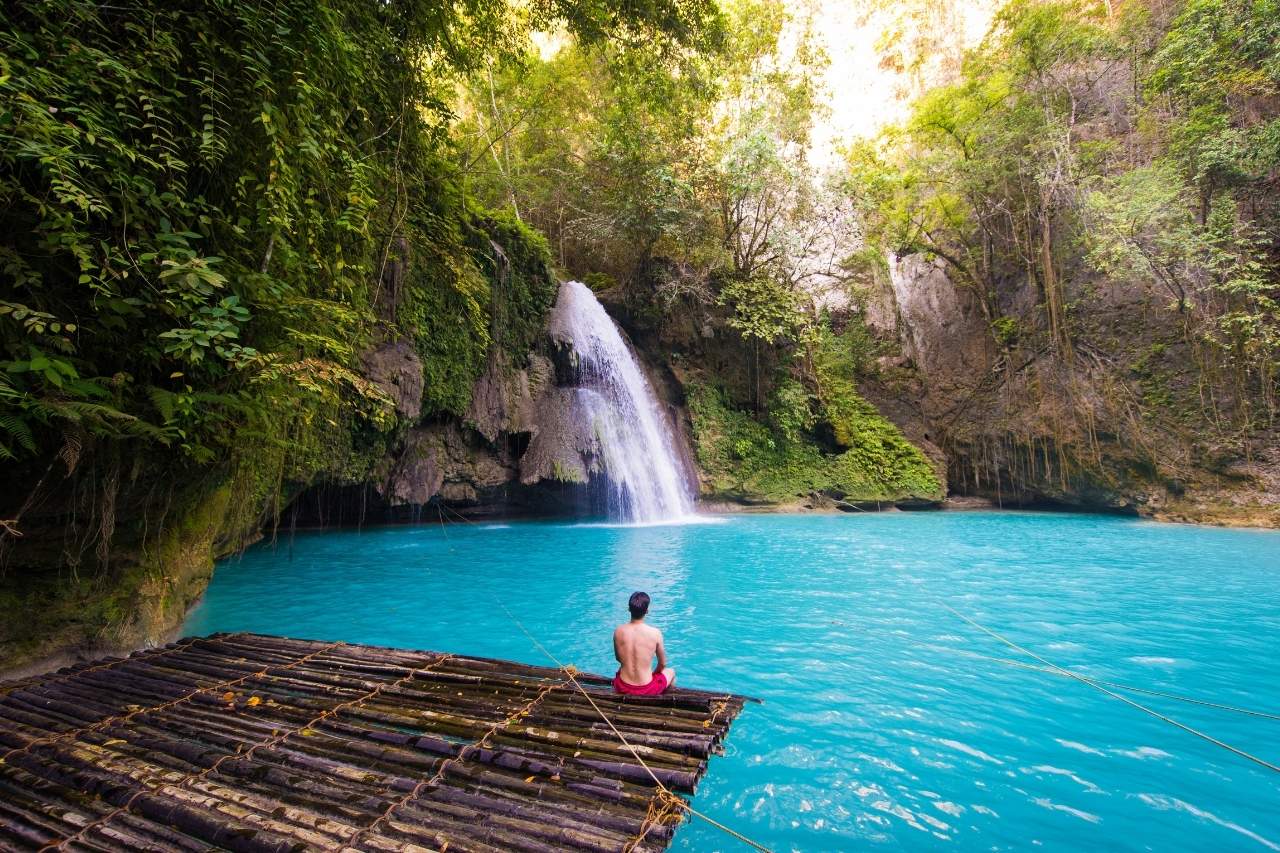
[549, 280, 697, 523]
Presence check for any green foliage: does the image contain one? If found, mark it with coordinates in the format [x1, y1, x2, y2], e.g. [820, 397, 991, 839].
[455, 33, 721, 283]
[810, 316, 884, 383]
[718, 275, 807, 344]
[768, 379, 817, 443]
[688, 314, 938, 504]
[687, 377, 940, 503]
[468, 206, 560, 362]
[1149, 0, 1280, 188]
[991, 315, 1022, 349]
[1084, 163, 1200, 310]
[0, 0, 440, 465]
[395, 196, 558, 417]
[852, 0, 1280, 430]
[0, 0, 721, 467]
[454, 0, 830, 315]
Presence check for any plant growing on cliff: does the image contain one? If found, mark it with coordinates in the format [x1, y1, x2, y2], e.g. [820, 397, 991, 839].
[0, 0, 723, 470]
[850, 0, 1280, 446]
[687, 375, 939, 503]
[0, 0, 727, 666]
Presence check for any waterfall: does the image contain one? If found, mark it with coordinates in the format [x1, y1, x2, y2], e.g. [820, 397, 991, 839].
[548, 281, 695, 523]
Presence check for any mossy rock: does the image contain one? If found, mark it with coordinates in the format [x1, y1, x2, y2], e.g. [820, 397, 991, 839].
[686, 379, 942, 505]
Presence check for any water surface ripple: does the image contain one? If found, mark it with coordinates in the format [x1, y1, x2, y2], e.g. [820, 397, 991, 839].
[185, 511, 1280, 851]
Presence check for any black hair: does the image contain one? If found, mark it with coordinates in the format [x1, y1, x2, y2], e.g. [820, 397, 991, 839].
[628, 591, 650, 620]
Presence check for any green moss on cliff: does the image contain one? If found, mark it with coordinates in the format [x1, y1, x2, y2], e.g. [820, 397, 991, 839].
[469, 206, 559, 364]
[687, 380, 941, 504]
[397, 197, 558, 418]
[0, 476, 239, 671]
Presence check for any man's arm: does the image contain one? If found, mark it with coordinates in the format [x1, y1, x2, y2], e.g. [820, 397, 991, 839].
[613, 628, 622, 665]
[653, 630, 667, 672]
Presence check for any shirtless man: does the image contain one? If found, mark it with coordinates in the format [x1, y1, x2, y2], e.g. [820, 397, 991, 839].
[612, 591, 676, 695]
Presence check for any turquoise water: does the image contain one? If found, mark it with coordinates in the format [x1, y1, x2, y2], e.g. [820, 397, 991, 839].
[185, 511, 1280, 852]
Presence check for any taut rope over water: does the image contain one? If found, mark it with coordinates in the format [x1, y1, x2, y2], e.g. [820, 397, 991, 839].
[494, 596, 774, 853]
[943, 648, 1280, 721]
[944, 604, 1280, 775]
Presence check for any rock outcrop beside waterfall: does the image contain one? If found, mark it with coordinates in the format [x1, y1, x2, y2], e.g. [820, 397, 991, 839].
[370, 281, 695, 521]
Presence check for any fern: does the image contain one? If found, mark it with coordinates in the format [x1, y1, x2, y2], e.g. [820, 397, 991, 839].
[0, 413, 36, 454]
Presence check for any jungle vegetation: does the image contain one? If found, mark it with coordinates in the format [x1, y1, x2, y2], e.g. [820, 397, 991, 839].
[1, 0, 1278, 659]
[848, 0, 1280, 449]
[458, 0, 1278, 495]
[0, 0, 722, 661]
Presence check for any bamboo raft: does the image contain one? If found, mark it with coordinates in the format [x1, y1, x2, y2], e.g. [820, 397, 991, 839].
[0, 633, 751, 852]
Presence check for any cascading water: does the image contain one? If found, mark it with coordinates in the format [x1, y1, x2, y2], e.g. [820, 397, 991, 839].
[548, 280, 696, 523]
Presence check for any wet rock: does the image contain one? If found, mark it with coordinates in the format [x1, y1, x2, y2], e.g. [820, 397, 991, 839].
[381, 424, 514, 506]
[382, 429, 443, 505]
[548, 336, 581, 386]
[518, 387, 602, 485]
[895, 496, 943, 510]
[465, 352, 549, 442]
[361, 339, 423, 419]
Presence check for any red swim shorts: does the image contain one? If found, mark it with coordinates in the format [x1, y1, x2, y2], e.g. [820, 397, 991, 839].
[612, 670, 670, 696]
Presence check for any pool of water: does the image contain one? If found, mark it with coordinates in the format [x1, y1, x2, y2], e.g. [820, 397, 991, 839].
[184, 511, 1280, 852]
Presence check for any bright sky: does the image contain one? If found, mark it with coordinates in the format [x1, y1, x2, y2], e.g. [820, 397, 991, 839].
[796, 0, 998, 168]
[532, 0, 998, 170]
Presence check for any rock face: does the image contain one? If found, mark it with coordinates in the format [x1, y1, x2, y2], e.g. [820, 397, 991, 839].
[355, 284, 695, 519]
[519, 388, 600, 485]
[885, 255, 993, 400]
[383, 424, 512, 506]
[860, 252, 1280, 526]
[362, 340, 424, 419]
[465, 351, 549, 443]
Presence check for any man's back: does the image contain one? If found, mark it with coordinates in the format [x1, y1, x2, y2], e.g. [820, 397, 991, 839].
[613, 621, 662, 686]
[612, 590, 675, 695]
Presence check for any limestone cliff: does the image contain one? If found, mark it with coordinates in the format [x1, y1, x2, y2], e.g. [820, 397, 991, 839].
[856, 253, 1280, 527]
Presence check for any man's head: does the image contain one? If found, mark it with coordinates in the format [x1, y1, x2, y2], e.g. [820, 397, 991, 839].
[628, 591, 650, 620]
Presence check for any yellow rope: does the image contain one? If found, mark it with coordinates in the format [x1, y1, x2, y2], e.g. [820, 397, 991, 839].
[434, 502, 772, 850]
[944, 604, 1280, 775]
[3, 637, 342, 765]
[624, 788, 685, 852]
[494, 596, 773, 852]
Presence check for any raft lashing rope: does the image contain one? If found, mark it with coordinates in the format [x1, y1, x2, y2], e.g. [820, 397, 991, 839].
[494, 597, 773, 853]
[432, 501, 775, 852]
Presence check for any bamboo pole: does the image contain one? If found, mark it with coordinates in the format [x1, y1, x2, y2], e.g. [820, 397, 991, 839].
[0, 633, 749, 852]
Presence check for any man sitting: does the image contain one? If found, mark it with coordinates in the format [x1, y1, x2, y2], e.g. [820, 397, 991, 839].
[612, 591, 676, 695]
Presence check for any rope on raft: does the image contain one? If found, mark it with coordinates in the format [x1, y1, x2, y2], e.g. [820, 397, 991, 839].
[943, 604, 1280, 775]
[433, 502, 1276, 839]
[494, 596, 774, 853]
[432, 501, 773, 852]
[1, 638, 346, 765]
[342, 667, 563, 851]
[44, 649, 457, 852]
